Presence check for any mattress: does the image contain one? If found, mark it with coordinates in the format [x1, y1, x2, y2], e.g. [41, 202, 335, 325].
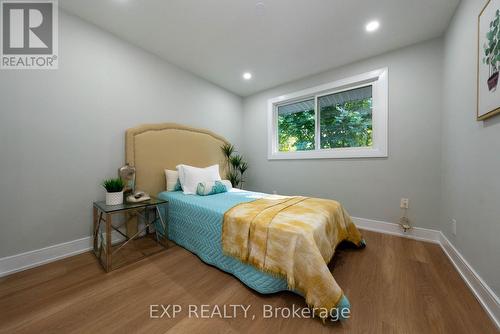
[157, 189, 290, 294]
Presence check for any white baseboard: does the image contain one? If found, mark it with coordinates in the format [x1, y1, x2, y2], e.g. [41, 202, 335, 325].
[0, 236, 92, 277]
[0, 217, 498, 329]
[439, 232, 500, 329]
[353, 216, 499, 330]
[353, 217, 441, 244]
[0, 231, 126, 278]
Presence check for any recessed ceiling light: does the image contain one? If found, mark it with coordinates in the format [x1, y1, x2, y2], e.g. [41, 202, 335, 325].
[255, 1, 266, 16]
[365, 20, 380, 33]
[243, 72, 252, 80]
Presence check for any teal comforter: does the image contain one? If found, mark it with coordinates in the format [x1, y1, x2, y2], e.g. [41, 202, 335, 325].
[157, 190, 290, 293]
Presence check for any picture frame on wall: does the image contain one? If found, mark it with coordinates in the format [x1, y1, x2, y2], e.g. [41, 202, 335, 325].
[478, 0, 500, 120]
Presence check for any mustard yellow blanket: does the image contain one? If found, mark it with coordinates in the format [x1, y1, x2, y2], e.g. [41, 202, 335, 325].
[222, 195, 364, 318]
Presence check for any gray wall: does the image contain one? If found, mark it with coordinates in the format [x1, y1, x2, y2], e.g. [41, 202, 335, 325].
[0, 11, 242, 257]
[242, 39, 444, 230]
[441, 0, 500, 295]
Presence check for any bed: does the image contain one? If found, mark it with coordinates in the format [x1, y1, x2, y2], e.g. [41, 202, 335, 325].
[157, 189, 290, 293]
[125, 123, 363, 320]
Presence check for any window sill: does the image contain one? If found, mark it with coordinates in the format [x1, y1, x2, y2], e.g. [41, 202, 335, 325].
[267, 147, 388, 160]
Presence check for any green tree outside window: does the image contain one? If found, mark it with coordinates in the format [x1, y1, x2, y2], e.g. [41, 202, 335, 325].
[277, 93, 372, 152]
[319, 97, 372, 149]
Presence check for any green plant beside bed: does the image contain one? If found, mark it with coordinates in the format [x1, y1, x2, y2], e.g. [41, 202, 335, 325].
[221, 143, 248, 189]
[102, 178, 125, 192]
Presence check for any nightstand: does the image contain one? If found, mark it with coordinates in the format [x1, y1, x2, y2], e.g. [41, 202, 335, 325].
[92, 197, 168, 272]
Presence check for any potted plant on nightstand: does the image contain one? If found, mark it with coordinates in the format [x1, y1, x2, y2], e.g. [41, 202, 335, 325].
[102, 178, 125, 205]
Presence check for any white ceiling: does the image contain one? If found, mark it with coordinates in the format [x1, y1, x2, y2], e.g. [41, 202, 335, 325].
[60, 0, 460, 97]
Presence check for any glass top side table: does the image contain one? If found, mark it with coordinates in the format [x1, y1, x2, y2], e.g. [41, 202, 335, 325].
[92, 197, 168, 272]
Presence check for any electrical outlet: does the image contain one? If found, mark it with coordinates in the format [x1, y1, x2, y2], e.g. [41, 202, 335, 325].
[451, 219, 457, 236]
[400, 198, 409, 209]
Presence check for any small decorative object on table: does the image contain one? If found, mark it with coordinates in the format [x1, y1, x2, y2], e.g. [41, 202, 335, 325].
[118, 163, 136, 195]
[102, 178, 125, 206]
[126, 191, 151, 203]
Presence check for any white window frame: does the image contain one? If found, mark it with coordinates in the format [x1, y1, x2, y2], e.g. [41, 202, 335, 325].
[267, 68, 388, 160]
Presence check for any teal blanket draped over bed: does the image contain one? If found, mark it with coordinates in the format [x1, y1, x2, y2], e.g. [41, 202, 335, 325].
[157, 190, 290, 293]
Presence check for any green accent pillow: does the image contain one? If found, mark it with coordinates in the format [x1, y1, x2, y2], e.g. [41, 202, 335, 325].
[196, 180, 232, 196]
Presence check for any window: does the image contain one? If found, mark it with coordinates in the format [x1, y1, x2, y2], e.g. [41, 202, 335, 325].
[318, 85, 372, 149]
[277, 99, 315, 152]
[268, 68, 388, 159]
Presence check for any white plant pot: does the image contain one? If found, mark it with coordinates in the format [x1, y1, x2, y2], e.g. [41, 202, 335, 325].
[106, 191, 123, 206]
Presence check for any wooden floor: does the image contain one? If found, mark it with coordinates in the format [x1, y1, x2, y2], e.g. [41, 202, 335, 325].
[0, 230, 497, 334]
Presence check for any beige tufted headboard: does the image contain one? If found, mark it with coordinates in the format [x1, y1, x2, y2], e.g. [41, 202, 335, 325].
[125, 123, 230, 197]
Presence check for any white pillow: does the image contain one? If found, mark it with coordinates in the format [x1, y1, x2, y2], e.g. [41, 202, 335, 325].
[176, 164, 221, 195]
[164, 169, 181, 192]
